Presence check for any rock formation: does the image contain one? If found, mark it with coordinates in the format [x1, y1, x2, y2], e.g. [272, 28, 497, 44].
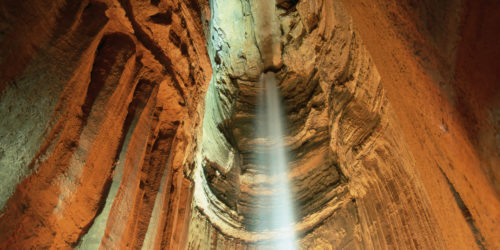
[0, 0, 498, 249]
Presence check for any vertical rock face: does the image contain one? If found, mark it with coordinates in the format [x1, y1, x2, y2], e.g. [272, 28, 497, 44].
[188, 0, 499, 249]
[0, 0, 498, 249]
[339, 0, 500, 249]
[0, 0, 211, 249]
[188, 0, 445, 248]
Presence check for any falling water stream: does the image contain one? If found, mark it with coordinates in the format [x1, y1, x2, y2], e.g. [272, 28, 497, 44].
[255, 72, 297, 249]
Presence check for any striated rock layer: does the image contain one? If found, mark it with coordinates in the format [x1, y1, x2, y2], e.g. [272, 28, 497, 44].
[189, 0, 440, 248]
[0, 0, 211, 249]
[188, 0, 499, 249]
[339, 0, 500, 248]
[0, 0, 498, 249]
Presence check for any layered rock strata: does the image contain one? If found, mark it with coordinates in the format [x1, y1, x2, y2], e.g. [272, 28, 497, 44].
[340, 0, 500, 248]
[187, 0, 480, 249]
[0, 0, 211, 249]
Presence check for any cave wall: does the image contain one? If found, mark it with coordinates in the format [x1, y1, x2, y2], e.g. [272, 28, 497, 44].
[187, 0, 492, 249]
[0, 0, 498, 249]
[339, 0, 500, 248]
[0, 0, 211, 249]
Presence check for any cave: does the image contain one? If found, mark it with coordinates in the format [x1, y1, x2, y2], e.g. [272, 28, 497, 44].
[0, 0, 499, 249]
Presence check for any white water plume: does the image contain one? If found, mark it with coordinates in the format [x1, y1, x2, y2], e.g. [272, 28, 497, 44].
[254, 72, 297, 249]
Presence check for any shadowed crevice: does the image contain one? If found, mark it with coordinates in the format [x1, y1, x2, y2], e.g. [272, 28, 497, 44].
[438, 167, 486, 250]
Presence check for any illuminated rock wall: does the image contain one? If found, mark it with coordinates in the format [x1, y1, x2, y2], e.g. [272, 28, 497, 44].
[0, 0, 211, 248]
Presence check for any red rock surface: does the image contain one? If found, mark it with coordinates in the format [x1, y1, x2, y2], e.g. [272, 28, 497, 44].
[0, 0, 211, 249]
[340, 0, 500, 248]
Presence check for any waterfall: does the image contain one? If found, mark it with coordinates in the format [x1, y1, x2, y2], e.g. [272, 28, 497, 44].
[255, 72, 297, 249]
